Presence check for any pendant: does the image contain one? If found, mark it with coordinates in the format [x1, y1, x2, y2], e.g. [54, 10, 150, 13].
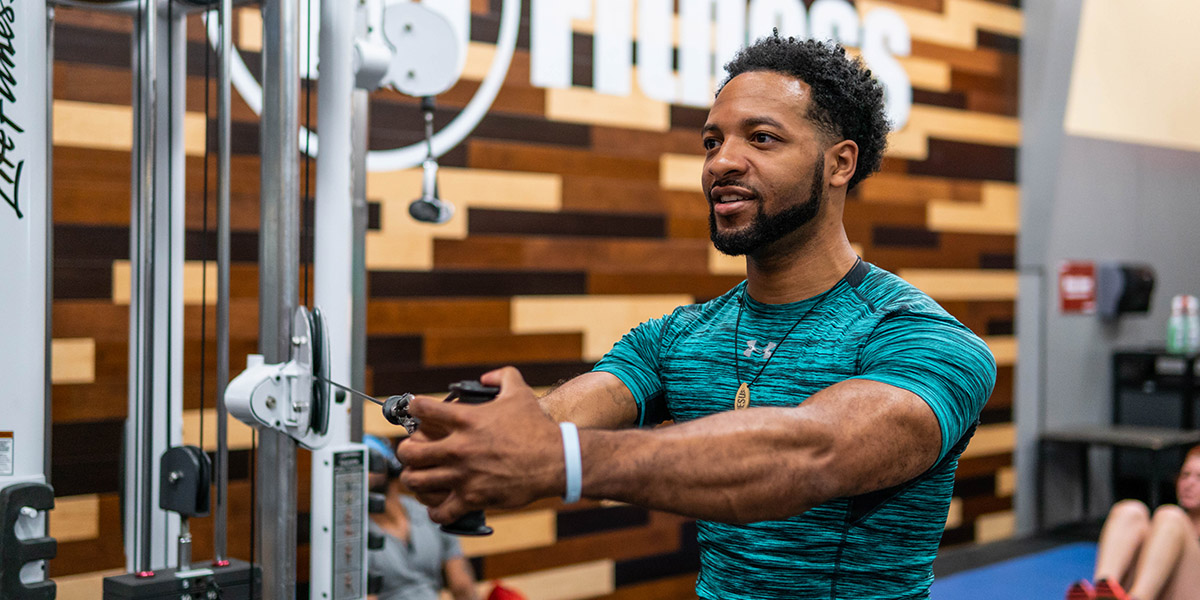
[734, 382, 751, 410]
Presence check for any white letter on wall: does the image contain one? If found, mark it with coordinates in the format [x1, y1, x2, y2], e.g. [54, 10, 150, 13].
[594, 0, 634, 96]
[748, 0, 807, 42]
[636, 0, 678, 103]
[531, 0, 591, 89]
[809, 0, 859, 46]
[862, 7, 912, 129]
[679, 0, 747, 106]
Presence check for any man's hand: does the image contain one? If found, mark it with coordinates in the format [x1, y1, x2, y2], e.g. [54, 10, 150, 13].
[397, 367, 566, 525]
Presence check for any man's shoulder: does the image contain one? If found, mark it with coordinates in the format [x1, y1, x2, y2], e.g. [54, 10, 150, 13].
[854, 263, 960, 323]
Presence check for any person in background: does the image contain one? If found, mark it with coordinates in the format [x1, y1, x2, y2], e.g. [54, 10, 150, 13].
[364, 434, 478, 600]
[1068, 444, 1200, 600]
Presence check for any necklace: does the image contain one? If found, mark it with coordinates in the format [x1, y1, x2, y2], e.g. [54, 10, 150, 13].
[732, 258, 863, 409]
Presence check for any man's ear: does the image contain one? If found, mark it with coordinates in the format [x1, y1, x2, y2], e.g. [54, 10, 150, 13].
[826, 139, 859, 189]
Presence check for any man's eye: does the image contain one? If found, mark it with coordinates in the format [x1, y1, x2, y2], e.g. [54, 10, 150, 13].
[703, 138, 720, 150]
[752, 132, 775, 144]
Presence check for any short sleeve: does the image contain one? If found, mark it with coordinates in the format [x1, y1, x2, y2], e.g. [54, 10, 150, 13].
[592, 315, 668, 427]
[439, 528, 463, 561]
[851, 311, 996, 461]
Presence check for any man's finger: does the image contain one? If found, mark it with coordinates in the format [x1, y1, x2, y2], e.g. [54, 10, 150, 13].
[399, 464, 460, 495]
[428, 493, 472, 525]
[395, 433, 456, 469]
[480, 365, 528, 393]
[404, 394, 473, 429]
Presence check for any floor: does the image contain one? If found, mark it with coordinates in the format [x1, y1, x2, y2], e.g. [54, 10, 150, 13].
[931, 521, 1104, 600]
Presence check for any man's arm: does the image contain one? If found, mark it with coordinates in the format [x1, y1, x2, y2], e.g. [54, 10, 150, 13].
[578, 378, 941, 523]
[538, 371, 638, 429]
[398, 367, 942, 525]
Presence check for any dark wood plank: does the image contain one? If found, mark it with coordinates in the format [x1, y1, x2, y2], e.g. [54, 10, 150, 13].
[468, 139, 659, 180]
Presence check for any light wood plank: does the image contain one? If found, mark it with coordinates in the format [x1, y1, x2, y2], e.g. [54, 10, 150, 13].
[471, 560, 616, 600]
[458, 509, 557, 557]
[901, 55, 953, 93]
[996, 466, 1015, 497]
[53, 100, 206, 156]
[112, 261, 218, 305]
[239, 8, 263, 52]
[907, 105, 1022, 147]
[960, 422, 1015, 459]
[51, 339, 95, 385]
[660, 153, 704, 192]
[366, 168, 562, 271]
[54, 569, 125, 600]
[974, 509, 1016, 543]
[945, 497, 963, 529]
[182, 408, 256, 451]
[49, 494, 100, 543]
[927, 182, 1019, 234]
[858, 0, 1023, 50]
[982, 335, 1016, 367]
[546, 82, 671, 132]
[708, 246, 744, 276]
[512, 295, 693, 361]
[896, 269, 1017, 301]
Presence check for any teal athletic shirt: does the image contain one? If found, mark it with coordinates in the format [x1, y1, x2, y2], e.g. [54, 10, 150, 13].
[593, 260, 996, 599]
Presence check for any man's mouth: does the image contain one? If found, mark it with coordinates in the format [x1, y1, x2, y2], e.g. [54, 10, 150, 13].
[709, 185, 756, 216]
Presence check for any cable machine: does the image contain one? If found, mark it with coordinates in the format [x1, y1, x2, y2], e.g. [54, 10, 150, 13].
[1, 0, 520, 598]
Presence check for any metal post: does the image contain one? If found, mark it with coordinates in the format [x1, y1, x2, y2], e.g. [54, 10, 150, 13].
[129, 0, 159, 573]
[213, 0, 233, 564]
[46, 0, 57, 490]
[312, 0, 365, 594]
[258, 0, 301, 595]
[125, 0, 186, 572]
[350, 86, 368, 437]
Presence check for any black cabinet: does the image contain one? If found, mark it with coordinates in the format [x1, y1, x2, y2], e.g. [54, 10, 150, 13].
[1111, 349, 1200, 502]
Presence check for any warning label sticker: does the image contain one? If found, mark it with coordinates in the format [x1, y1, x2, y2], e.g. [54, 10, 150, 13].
[0, 431, 13, 476]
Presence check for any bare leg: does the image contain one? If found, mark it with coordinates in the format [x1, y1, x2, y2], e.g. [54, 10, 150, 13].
[1129, 505, 1200, 600]
[1095, 500, 1151, 585]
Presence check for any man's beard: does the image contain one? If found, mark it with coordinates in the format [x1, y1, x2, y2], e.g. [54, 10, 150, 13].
[708, 161, 824, 256]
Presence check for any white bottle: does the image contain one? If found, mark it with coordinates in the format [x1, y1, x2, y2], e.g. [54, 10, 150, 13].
[1185, 295, 1200, 354]
[1167, 295, 1188, 354]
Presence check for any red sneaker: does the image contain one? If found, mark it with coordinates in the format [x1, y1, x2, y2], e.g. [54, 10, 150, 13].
[1066, 580, 1096, 600]
[1094, 578, 1132, 600]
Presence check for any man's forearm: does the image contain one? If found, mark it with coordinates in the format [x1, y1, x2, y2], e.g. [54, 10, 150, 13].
[577, 407, 838, 523]
[574, 380, 941, 523]
[538, 371, 638, 429]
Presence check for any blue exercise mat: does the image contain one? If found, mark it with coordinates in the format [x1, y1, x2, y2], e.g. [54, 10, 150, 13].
[931, 542, 1097, 600]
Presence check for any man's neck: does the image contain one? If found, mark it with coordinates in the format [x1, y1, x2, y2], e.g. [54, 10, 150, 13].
[743, 224, 859, 304]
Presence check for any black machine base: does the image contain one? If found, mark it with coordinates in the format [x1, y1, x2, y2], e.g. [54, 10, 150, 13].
[102, 559, 261, 600]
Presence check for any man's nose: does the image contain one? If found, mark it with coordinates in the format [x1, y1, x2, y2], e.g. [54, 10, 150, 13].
[706, 139, 747, 179]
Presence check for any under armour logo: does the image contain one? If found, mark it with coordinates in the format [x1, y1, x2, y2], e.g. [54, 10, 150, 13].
[744, 340, 777, 359]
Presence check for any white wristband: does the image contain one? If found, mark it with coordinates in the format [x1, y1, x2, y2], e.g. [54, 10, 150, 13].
[559, 422, 582, 504]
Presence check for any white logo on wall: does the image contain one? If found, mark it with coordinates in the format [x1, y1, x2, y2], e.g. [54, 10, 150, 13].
[220, 0, 912, 172]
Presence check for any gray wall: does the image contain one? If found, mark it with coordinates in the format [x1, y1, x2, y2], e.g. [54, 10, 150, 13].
[1015, 0, 1200, 533]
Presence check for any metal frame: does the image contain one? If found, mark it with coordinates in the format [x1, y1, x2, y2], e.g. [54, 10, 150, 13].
[214, 0, 233, 564]
[123, 0, 188, 572]
[257, 0, 302, 593]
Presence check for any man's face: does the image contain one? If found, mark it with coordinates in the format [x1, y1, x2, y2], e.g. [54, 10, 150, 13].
[702, 71, 828, 256]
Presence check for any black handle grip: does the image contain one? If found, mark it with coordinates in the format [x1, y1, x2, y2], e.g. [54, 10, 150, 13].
[381, 381, 500, 535]
[0, 483, 57, 600]
[442, 381, 499, 535]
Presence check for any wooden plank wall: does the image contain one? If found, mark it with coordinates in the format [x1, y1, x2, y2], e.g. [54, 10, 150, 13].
[47, 0, 1021, 597]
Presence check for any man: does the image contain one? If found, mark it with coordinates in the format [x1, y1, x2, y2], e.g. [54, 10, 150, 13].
[396, 35, 996, 599]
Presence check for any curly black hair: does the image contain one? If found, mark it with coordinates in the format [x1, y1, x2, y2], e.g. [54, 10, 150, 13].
[719, 35, 890, 191]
